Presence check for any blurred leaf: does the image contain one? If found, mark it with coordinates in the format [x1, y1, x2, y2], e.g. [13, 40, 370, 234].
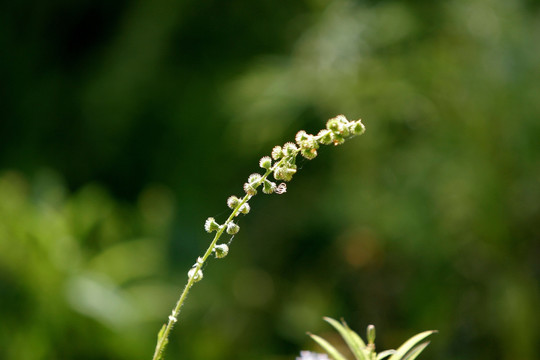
[308, 333, 348, 360]
[388, 331, 436, 360]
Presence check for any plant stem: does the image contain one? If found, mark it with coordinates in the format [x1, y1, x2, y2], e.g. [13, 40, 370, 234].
[151, 116, 365, 359]
[151, 160, 284, 360]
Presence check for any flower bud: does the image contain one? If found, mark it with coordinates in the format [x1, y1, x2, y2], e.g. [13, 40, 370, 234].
[367, 324, 376, 345]
[339, 125, 350, 137]
[239, 202, 250, 214]
[248, 173, 262, 185]
[301, 148, 318, 160]
[317, 129, 333, 145]
[349, 120, 365, 135]
[300, 135, 319, 151]
[259, 156, 272, 169]
[204, 217, 221, 233]
[214, 244, 229, 259]
[326, 117, 342, 132]
[332, 133, 345, 146]
[243, 182, 257, 196]
[227, 195, 240, 209]
[188, 267, 203, 282]
[262, 179, 276, 194]
[271, 146, 283, 160]
[281, 166, 297, 181]
[226, 221, 240, 235]
[283, 142, 298, 156]
[295, 130, 309, 144]
[274, 167, 285, 181]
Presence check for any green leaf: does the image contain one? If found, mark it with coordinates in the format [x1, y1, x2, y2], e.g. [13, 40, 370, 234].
[308, 333, 348, 360]
[341, 320, 367, 347]
[377, 350, 396, 360]
[402, 341, 431, 360]
[323, 317, 368, 360]
[388, 331, 437, 360]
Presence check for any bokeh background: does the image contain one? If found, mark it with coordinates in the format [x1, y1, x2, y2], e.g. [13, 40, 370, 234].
[1, 0, 539, 359]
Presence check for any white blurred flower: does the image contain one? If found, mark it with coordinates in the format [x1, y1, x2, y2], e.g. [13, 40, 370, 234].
[296, 351, 330, 360]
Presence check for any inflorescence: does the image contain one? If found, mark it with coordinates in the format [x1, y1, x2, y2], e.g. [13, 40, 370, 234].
[152, 115, 365, 360]
[199, 115, 365, 274]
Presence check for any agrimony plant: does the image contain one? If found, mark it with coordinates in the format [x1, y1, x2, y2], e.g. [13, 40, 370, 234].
[152, 115, 366, 360]
[303, 317, 436, 360]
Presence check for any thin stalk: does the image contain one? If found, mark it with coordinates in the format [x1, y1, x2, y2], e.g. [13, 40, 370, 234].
[151, 158, 288, 360]
[151, 115, 365, 360]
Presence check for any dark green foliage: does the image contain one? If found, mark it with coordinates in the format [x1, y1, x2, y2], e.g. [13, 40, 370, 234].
[1, 0, 539, 359]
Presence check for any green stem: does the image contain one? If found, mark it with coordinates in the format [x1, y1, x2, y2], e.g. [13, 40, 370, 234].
[150, 115, 365, 359]
[151, 157, 288, 360]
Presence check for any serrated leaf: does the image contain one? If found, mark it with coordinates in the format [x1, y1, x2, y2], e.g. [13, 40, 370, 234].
[402, 341, 431, 360]
[308, 333, 348, 360]
[323, 317, 368, 360]
[388, 331, 436, 360]
[377, 350, 396, 360]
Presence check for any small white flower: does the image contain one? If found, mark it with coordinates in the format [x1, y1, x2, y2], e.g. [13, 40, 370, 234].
[296, 351, 330, 360]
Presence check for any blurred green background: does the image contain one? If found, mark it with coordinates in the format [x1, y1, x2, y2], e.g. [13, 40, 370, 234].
[1, 0, 539, 359]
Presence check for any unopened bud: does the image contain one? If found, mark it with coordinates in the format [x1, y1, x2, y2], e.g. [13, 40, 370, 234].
[349, 120, 365, 136]
[243, 182, 257, 196]
[226, 221, 240, 235]
[271, 146, 283, 160]
[262, 179, 276, 194]
[204, 217, 221, 233]
[214, 244, 229, 259]
[317, 129, 333, 145]
[227, 196, 240, 209]
[367, 325, 376, 345]
[259, 156, 272, 169]
[239, 202, 250, 214]
[283, 142, 298, 156]
[301, 148, 318, 160]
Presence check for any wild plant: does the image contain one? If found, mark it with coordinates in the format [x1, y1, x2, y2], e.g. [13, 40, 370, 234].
[301, 317, 436, 360]
[151, 115, 365, 359]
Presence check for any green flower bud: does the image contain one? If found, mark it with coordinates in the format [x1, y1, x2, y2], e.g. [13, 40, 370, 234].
[243, 182, 257, 196]
[367, 324, 376, 345]
[274, 167, 284, 181]
[326, 115, 350, 135]
[349, 120, 365, 135]
[214, 244, 229, 259]
[239, 202, 250, 214]
[326, 117, 342, 132]
[248, 173, 262, 185]
[271, 146, 283, 160]
[227, 195, 240, 209]
[204, 217, 221, 233]
[282, 166, 297, 181]
[259, 156, 272, 169]
[188, 267, 203, 282]
[300, 135, 319, 151]
[339, 125, 350, 137]
[283, 142, 298, 156]
[262, 179, 276, 194]
[317, 129, 333, 145]
[335, 114, 350, 124]
[301, 147, 318, 160]
[331, 133, 345, 146]
[226, 221, 240, 235]
[295, 130, 309, 144]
